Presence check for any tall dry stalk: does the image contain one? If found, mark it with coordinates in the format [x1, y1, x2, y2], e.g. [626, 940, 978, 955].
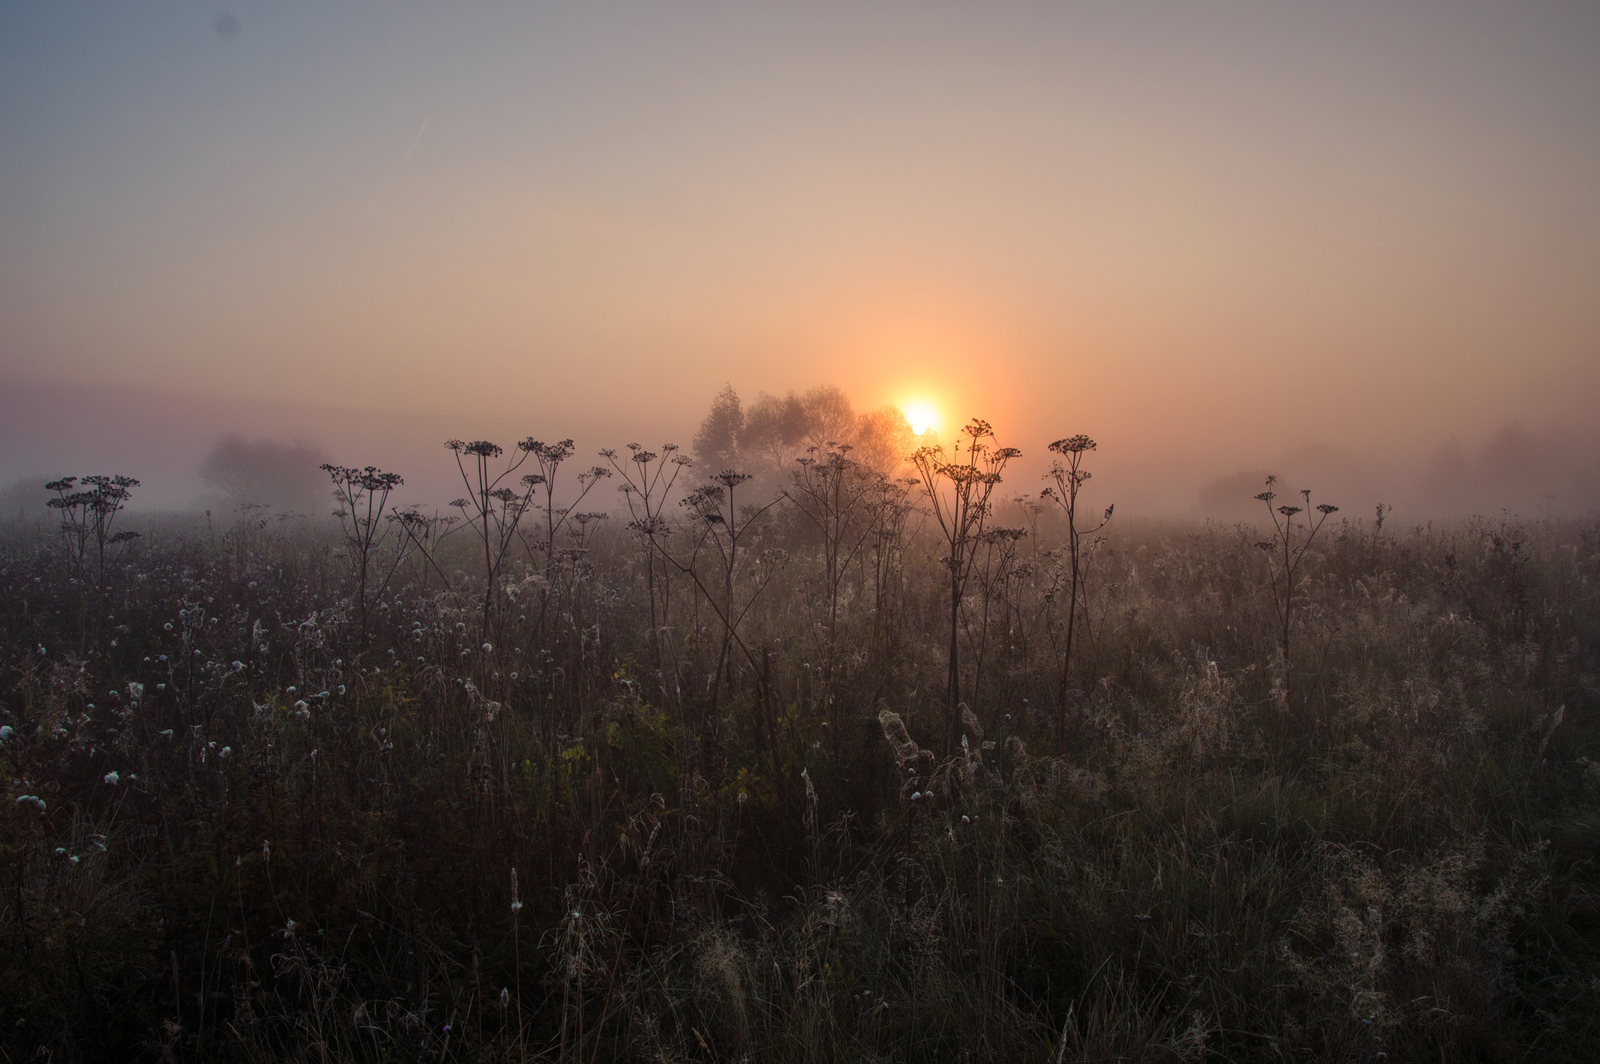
[1041, 435, 1112, 747]
[910, 419, 1019, 753]
[1254, 475, 1337, 659]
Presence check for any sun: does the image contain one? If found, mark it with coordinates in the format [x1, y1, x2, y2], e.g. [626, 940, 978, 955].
[902, 401, 938, 437]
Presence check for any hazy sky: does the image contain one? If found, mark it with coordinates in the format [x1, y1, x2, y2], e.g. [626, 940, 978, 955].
[3, 2, 1598, 510]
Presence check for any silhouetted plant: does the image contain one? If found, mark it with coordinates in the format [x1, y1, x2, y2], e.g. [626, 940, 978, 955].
[1040, 435, 1113, 745]
[512, 439, 611, 653]
[967, 524, 1029, 705]
[1010, 491, 1049, 564]
[320, 463, 404, 647]
[446, 438, 543, 637]
[517, 439, 611, 579]
[677, 471, 785, 716]
[644, 468, 791, 790]
[910, 419, 1020, 752]
[863, 474, 919, 661]
[46, 474, 140, 640]
[604, 443, 694, 694]
[785, 443, 881, 663]
[386, 505, 460, 592]
[784, 443, 908, 750]
[1254, 474, 1338, 659]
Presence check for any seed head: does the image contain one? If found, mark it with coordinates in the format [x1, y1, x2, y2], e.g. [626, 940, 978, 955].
[1048, 434, 1096, 455]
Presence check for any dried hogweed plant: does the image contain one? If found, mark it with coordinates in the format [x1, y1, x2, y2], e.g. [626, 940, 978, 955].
[445, 438, 540, 636]
[1040, 435, 1113, 747]
[514, 439, 611, 641]
[1254, 474, 1338, 661]
[784, 443, 883, 669]
[517, 439, 611, 580]
[602, 443, 694, 690]
[319, 463, 404, 646]
[910, 418, 1020, 752]
[676, 470, 786, 718]
[46, 473, 140, 640]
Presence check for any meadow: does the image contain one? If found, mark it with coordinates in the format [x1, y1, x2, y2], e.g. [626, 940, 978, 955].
[2, 433, 1597, 1062]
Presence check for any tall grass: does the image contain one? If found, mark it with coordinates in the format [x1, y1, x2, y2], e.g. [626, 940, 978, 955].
[1, 491, 1597, 1061]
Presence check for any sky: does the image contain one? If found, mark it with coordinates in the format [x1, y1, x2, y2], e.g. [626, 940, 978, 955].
[3, 2, 1598, 515]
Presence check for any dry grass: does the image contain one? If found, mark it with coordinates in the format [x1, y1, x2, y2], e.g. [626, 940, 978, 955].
[0, 502, 1596, 1062]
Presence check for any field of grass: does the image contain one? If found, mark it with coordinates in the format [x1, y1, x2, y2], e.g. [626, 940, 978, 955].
[2, 468, 1597, 1062]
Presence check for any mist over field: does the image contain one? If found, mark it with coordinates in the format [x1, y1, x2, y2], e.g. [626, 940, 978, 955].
[3, 373, 1597, 525]
[4, 2, 1599, 529]
[4, 5, 1600, 1062]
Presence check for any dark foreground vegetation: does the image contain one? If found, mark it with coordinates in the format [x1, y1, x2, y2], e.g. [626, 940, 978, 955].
[3, 437, 1598, 1062]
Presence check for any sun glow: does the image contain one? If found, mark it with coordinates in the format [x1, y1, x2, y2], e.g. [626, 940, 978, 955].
[902, 401, 938, 437]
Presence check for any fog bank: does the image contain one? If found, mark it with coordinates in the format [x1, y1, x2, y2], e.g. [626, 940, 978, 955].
[4, 376, 1595, 529]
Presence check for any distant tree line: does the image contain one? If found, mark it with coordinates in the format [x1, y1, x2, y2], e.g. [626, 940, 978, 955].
[692, 383, 919, 479]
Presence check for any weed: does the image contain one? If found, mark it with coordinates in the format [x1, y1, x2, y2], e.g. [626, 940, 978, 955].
[1, 428, 1597, 1063]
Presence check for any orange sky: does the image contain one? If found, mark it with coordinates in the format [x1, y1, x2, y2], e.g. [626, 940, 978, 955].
[2, 3, 1598, 514]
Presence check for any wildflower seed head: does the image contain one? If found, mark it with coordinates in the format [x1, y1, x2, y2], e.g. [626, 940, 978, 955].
[1048, 434, 1095, 456]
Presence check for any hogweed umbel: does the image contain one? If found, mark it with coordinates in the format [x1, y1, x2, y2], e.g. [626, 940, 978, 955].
[1253, 475, 1338, 662]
